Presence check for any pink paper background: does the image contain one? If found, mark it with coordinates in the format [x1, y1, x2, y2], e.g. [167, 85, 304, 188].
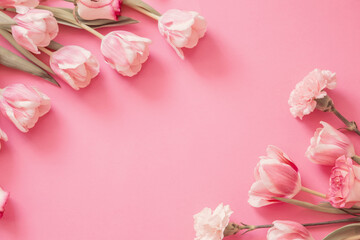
[1, 0, 360, 239]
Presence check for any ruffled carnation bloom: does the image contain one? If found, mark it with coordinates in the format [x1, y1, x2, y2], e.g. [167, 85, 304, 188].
[267, 220, 314, 240]
[11, 9, 59, 54]
[288, 69, 336, 119]
[0, 0, 39, 13]
[77, 0, 122, 20]
[158, 9, 207, 59]
[328, 155, 360, 208]
[100, 31, 151, 77]
[0, 83, 51, 133]
[0, 187, 9, 218]
[248, 145, 302, 207]
[50, 46, 100, 90]
[193, 203, 233, 240]
[306, 121, 355, 166]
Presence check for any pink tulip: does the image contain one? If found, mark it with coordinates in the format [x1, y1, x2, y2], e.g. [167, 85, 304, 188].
[158, 9, 207, 59]
[100, 31, 151, 77]
[50, 46, 100, 90]
[77, 0, 122, 20]
[0, 0, 39, 13]
[193, 203, 233, 240]
[248, 145, 302, 207]
[0, 84, 51, 133]
[306, 121, 355, 166]
[267, 221, 314, 240]
[288, 69, 336, 119]
[0, 128, 8, 150]
[0, 187, 9, 218]
[328, 155, 360, 208]
[11, 9, 58, 54]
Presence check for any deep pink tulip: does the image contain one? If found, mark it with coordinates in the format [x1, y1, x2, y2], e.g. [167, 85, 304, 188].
[248, 145, 301, 207]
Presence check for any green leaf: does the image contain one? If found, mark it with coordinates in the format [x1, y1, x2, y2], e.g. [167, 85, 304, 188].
[123, 0, 161, 16]
[0, 46, 59, 86]
[37, 5, 79, 26]
[323, 223, 360, 240]
[273, 197, 360, 214]
[0, 11, 16, 29]
[37, 5, 138, 29]
[0, 29, 57, 75]
[55, 15, 138, 29]
[47, 40, 63, 51]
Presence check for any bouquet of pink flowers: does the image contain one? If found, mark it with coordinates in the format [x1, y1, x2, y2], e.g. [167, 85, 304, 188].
[0, 0, 208, 218]
[193, 69, 360, 240]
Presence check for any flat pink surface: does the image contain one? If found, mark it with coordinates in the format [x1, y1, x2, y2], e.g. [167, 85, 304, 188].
[1, 0, 360, 239]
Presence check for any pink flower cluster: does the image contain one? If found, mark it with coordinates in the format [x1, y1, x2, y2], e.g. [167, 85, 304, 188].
[193, 68, 360, 239]
[4, 3, 208, 89]
[193, 204, 314, 240]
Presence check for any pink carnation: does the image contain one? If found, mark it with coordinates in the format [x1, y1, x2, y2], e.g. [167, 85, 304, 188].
[288, 69, 336, 119]
[193, 203, 233, 240]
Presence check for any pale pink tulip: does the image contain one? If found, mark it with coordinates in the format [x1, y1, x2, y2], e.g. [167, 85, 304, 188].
[306, 121, 355, 166]
[11, 9, 58, 54]
[0, 84, 51, 133]
[248, 145, 302, 207]
[0, 187, 9, 218]
[328, 155, 360, 208]
[101, 31, 151, 77]
[288, 69, 336, 119]
[50, 46, 100, 90]
[158, 9, 207, 59]
[77, 0, 122, 20]
[267, 220, 314, 240]
[0, 0, 39, 13]
[0, 128, 8, 150]
[193, 203, 233, 240]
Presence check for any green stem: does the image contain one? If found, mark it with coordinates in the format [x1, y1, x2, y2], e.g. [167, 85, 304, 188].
[352, 155, 360, 165]
[331, 107, 360, 136]
[225, 217, 360, 236]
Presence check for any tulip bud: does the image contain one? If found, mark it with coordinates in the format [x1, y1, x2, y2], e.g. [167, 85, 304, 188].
[158, 9, 207, 59]
[100, 31, 151, 77]
[11, 9, 59, 54]
[0, 84, 51, 132]
[50, 46, 100, 90]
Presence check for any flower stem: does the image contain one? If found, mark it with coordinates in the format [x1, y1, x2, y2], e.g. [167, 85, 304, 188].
[76, 20, 104, 39]
[123, 2, 160, 21]
[331, 106, 360, 136]
[38, 47, 53, 56]
[225, 217, 360, 236]
[352, 155, 360, 165]
[301, 186, 327, 199]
